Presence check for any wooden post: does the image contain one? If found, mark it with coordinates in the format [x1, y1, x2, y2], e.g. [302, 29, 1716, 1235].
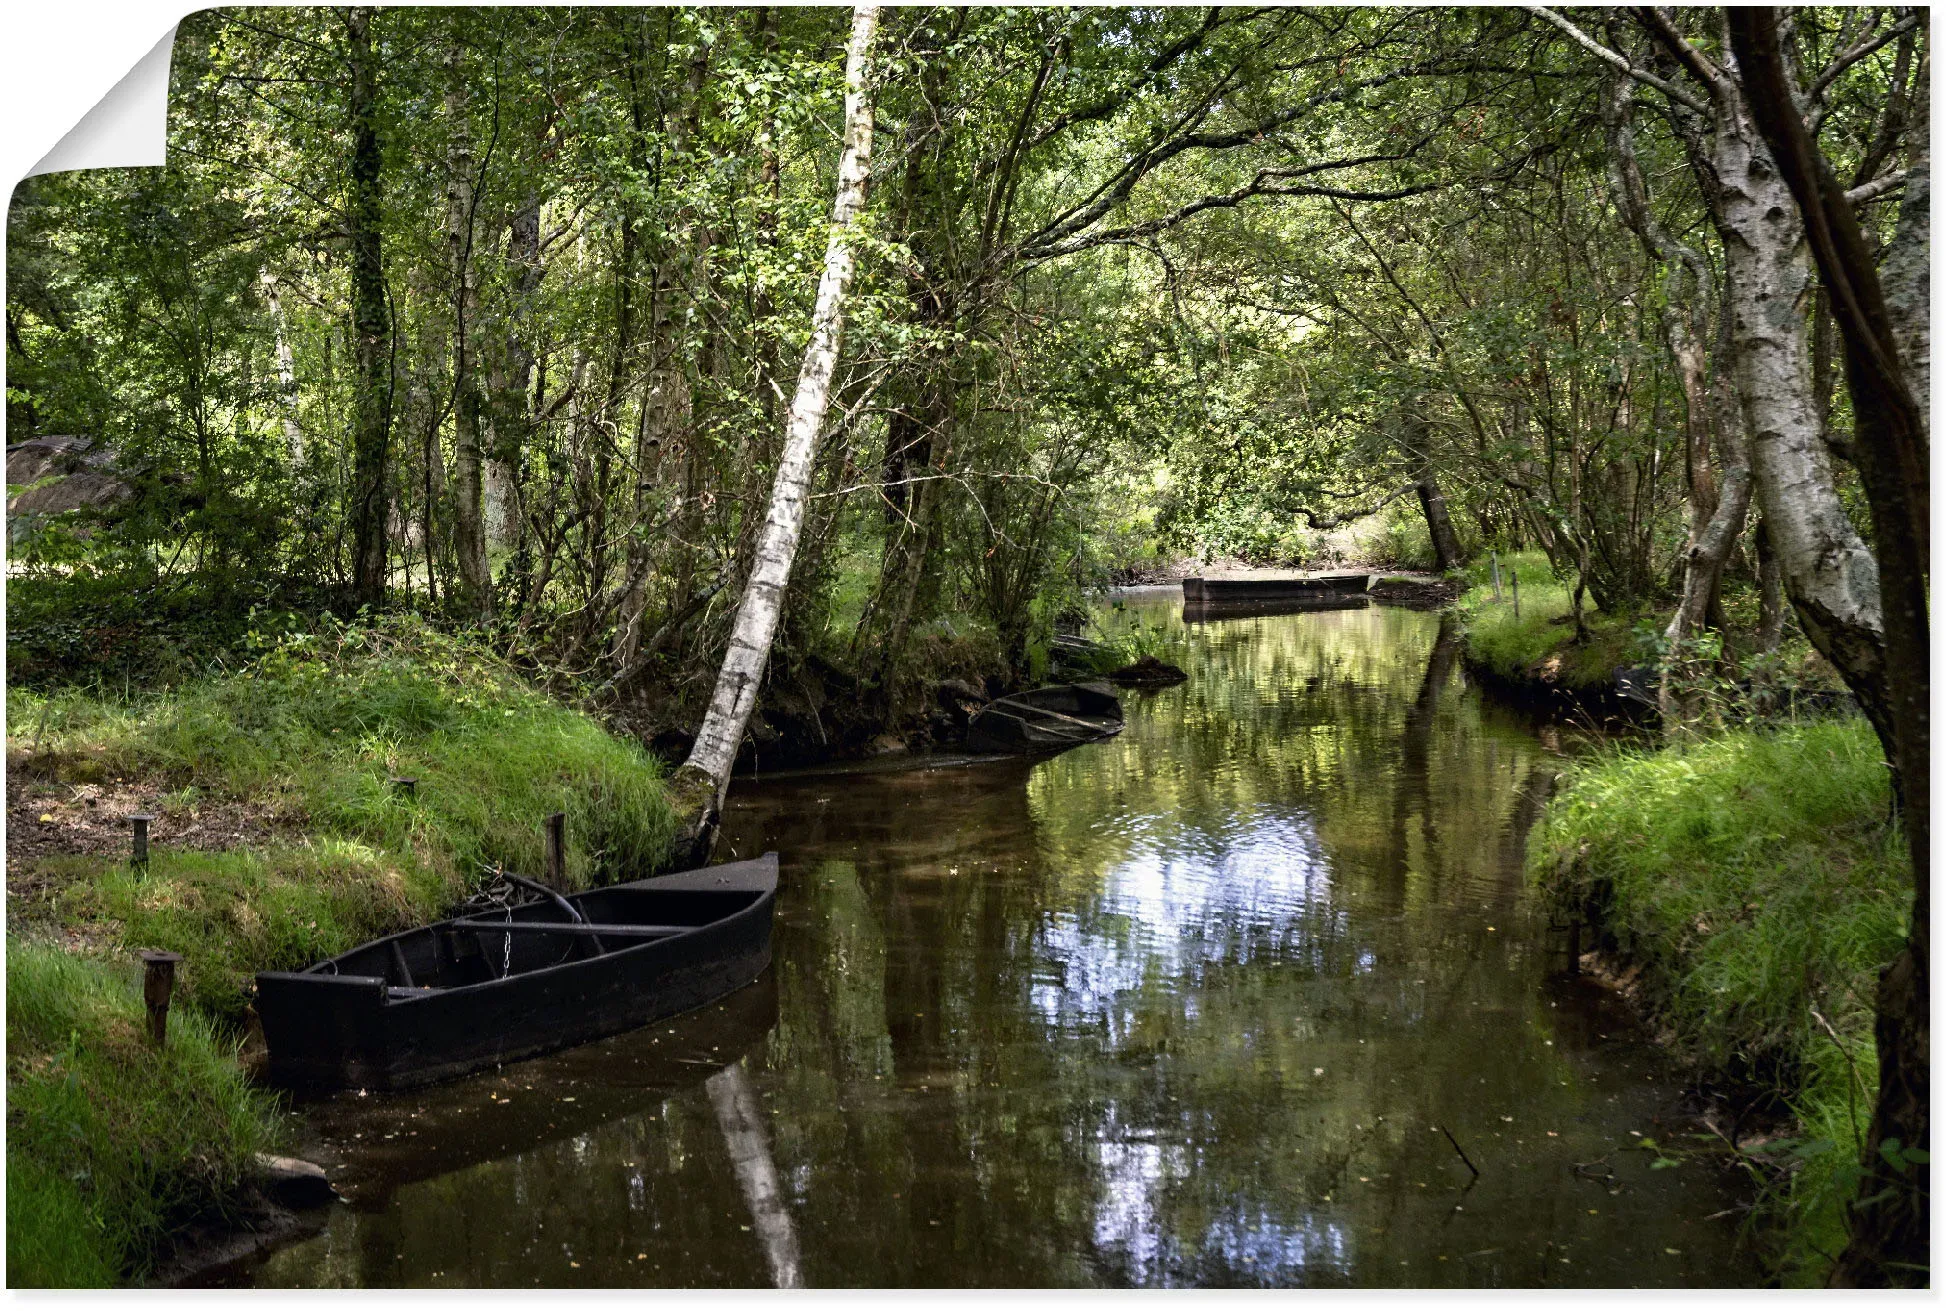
[138, 950, 183, 1048]
[128, 813, 155, 869]
[545, 811, 567, 887]
[1491, 551, 1503, 601]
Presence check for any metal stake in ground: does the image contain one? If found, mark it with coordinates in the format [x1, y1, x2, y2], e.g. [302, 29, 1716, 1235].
[138, 949, 183, 1048]
[128, 813, 155, 869]
[1511, 569, 1521, 619]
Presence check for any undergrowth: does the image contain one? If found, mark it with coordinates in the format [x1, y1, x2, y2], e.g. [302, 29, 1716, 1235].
[1532, 717, 1909, 1283]
[7, 940, 280, 1287]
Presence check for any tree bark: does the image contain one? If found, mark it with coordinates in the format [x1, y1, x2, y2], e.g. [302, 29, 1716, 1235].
[667, 2, 880, 863]
[1404, 404, 1463, 572]
[1880, 41, 1929, 442]
[486, 194, 541, 552]
[1730, 11, 1929, 1286]
[261, 272, 305, 465]
[1699, 73, 1893, 750]
[346, 6, 393, 608]
[1600, 69, 1742, 672]
[1754, 518, 1786, 654]
[445, 45, 491, 618]
[612, 36, 706, 676]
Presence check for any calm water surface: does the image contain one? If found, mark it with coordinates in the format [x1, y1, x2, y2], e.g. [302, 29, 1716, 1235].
[236, 595, 1760, 1287]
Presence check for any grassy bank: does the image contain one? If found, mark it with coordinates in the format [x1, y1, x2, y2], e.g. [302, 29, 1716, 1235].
[1451, 550, 1634, 694]
[1532, 717, 1909, 1283]
[7, 942, 279, 1286]
[6, 615, 676, 1284]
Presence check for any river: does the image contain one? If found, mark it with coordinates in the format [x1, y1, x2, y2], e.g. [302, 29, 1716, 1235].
[227, 591, 1760, 1288]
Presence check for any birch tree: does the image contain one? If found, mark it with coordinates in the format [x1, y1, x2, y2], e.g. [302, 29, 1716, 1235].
[1730, 9, 1929, 1285]
[666, 2, 880, 863]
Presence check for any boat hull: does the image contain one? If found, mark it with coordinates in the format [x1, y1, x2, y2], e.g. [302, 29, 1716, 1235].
[255, 854, 778, 1091]
[1180, 574, 1371, 602]
[965, 682, 1123, 754]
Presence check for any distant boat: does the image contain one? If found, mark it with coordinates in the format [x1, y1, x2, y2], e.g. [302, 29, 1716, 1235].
[1180, 573, 1372, 602]
[255, 854, 778, 1090]
[965, 682, 1123, 754]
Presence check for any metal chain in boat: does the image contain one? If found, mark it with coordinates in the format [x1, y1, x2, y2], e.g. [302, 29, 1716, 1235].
[503, 902, 513, 978]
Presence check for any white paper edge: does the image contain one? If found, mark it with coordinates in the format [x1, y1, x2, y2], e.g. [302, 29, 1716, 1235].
[25, 25, 177, 179]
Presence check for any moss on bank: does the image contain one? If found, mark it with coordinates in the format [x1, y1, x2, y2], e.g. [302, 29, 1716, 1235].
[1532, 717, 1909, 1283]
[6, 616, 675, 1284]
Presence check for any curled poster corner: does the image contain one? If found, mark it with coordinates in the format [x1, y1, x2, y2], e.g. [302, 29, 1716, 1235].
[26, 26, 177, 178]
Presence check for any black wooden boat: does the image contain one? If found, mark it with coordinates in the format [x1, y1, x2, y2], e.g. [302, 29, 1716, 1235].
[965, 682, 1123, 754]
[1180, 573, 1372, 602]
[255, 853, 778, 1091]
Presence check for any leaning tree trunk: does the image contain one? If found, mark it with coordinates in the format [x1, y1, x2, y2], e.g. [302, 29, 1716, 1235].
[347, 6, 393, 608]
[1403, 403, 1464, 573]
[1731, 12, 1929, 1286]
[1704, 79, 1893, 748]
[665, 2, 880, 865]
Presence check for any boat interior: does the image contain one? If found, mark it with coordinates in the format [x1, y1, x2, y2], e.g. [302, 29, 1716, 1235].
[312, 884, 766, 995]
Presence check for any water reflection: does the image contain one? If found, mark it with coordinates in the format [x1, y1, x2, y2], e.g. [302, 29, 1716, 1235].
[235, 598, 1758, 1288]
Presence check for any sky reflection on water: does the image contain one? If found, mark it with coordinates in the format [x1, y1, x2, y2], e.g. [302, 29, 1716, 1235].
[237, 597, 1761, 1289]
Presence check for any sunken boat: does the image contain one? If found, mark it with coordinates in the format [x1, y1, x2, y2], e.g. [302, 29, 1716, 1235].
[255, 853, 778, 1091]
[965, 682, 1123, 755]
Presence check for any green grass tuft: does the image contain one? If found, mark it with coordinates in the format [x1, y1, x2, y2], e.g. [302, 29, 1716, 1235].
[1532, 717, 1909, 1282]
[6, 940, 280, 1286]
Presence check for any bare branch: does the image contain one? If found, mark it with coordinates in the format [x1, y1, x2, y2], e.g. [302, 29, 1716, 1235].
[1522, 5, 1710, 113]
[1631, 7, 1729, 99]
[1846, 169, 1909, 207]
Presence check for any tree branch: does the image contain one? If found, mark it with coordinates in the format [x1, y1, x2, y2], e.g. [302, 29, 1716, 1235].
[1522, 6, 1710, 113]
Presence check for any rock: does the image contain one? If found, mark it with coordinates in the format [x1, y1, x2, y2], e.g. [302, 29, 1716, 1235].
[867, 733, 909, 756]
[1106, 655, 1188, 687]
[253, 1154, 336, 1208]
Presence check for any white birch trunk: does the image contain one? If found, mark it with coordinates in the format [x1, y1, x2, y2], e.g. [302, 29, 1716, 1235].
[262, 272, 304, 465]
[1711, 85, 1887, 703]
[676, 3, 880, 821]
